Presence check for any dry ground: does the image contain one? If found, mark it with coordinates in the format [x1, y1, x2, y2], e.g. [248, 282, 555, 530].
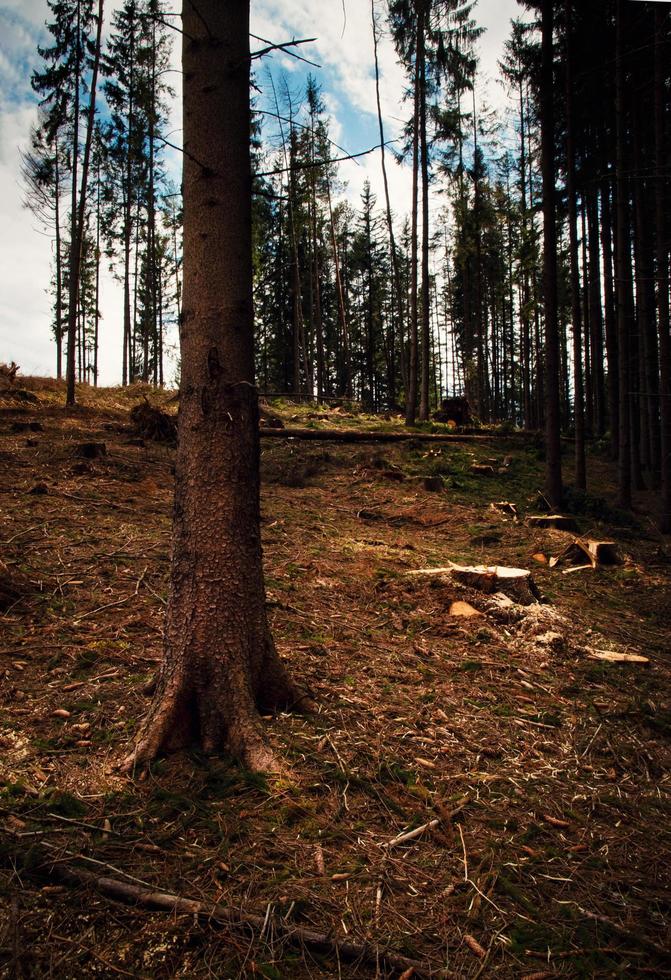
[0, 378, 670, 978]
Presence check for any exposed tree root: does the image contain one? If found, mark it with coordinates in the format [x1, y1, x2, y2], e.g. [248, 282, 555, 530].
[123, 642, 316, 775]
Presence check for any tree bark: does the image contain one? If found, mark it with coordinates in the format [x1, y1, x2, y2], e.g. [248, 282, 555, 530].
[419, 16, 431, 422]
[372, 0, 405, 409]
[540, 0, 562, 507]
[125, 0, 308, 773]
[655, 7, 671, 531]
[615, 0, 631, 509]
[564, 0, 586, 490]
[405, 6, 423, 427]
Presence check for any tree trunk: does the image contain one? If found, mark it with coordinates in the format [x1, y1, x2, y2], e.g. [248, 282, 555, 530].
[565, 0, 585, 490]
[372, 0, 404, 408]
[615, 0, 631, 509]
[66, 0, 103, 406]
[419, 20, 431, 422]
[54, 139, 63, 380]
[125, 0, 309, 773]
[655, 7, 671, 530]
[65, 0, 82, 405]
[405, 7, 422, 427]
[540, 0, 562, 507]
[601, 182, 619, 459]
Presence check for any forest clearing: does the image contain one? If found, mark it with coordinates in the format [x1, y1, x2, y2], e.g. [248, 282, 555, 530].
[1, 378, 669, 977]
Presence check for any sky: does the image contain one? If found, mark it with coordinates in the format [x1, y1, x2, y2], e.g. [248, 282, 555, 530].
[0, 0, 521, 385]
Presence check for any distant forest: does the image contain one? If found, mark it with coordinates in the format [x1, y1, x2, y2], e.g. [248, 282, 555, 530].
[22, 0, 671, 524]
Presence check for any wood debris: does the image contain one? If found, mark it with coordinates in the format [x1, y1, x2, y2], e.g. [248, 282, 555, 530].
[449, 600, 482, 618]
[550, 538, 621, 570]
[586, 649, 649, 665]
[527, 514, 579, 532]
[490, 500, 518, 520]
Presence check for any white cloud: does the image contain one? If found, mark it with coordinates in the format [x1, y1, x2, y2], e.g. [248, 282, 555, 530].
[0, 0, 520, 384]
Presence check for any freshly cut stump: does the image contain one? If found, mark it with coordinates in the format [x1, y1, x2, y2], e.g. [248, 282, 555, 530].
[408, 562, 540, 605]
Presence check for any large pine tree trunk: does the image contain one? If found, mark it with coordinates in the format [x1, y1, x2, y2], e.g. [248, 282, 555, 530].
[126, 0, 309, 773]
[540, 0, 562, 507]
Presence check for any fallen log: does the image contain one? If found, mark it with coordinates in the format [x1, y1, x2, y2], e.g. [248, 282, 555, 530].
[3, 847, 436, 979]
[527, 515, 579, 532]
[260, 426, 491, 444]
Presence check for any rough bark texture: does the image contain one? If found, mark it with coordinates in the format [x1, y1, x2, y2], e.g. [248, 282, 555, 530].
[126, 0, 306, 773]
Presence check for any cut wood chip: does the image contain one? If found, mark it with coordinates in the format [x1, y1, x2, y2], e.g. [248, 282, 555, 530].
[587, 649, 649, 665]
[449, 600, 482, 618]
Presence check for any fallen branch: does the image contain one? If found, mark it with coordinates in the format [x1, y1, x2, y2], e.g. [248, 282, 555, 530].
[260, 426, 489, 444]
[576, 906, 671, 962]
[3, 845, 439, 978]
[384, 819, 440, 849]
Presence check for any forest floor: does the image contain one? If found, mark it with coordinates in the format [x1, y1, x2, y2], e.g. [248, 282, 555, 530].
[1, 377, 670, 979]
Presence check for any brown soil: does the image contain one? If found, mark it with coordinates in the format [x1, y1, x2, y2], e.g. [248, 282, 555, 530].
[1, 379, 670, 978]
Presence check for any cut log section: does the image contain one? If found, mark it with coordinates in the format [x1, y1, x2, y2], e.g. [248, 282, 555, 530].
[469, 464, 496, 476]
[408, 562, 540, 605]
[527, 514, 579, 532]
[490, 501, 518, 521]
[550, 538, 621, 570]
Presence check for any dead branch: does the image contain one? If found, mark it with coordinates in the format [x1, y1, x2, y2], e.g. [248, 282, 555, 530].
[3, 845, 442, 978]
[260, 427, 489, 444]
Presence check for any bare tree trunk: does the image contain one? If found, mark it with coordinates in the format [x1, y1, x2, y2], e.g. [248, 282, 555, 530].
[419, 20, 431, 422]
[327, 178, 351, 399]
[541, 0, 562, 507]
[601, 182, 619, 459]
[66, 0, 103, 407]
[655, 6, 671, 530]
[65, 0, 81, 404]
[587, 186, 605, 436]
[405, 8, 422, 427]
[615, 0, 631, 509]
[55, 140, 63, 380]
[565, 0, 585, 489]
[125, 0, 309, 773]
[372, 0, 404, 407]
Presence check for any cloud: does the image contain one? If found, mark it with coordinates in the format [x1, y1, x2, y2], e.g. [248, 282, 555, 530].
[0, 0, 520, 384]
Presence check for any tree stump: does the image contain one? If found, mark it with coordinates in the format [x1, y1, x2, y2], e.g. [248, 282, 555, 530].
[527, 514, 579, 532]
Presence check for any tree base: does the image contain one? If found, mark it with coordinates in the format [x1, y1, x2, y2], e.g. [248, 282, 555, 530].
[123, 637, 315, 774]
